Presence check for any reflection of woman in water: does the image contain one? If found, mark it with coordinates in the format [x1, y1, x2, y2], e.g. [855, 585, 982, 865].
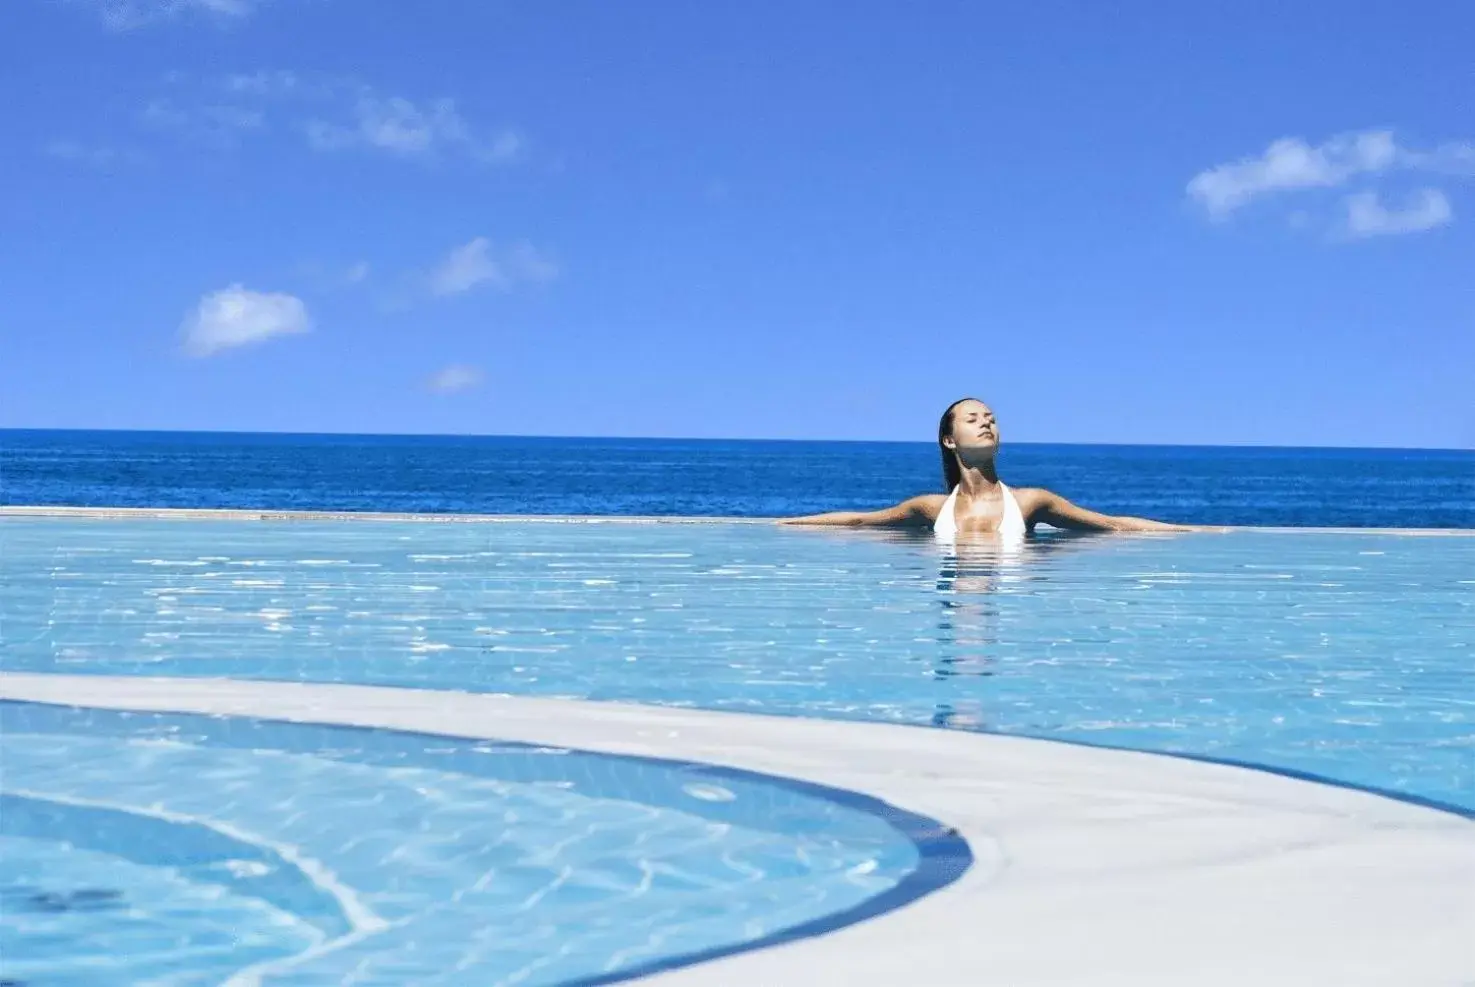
[928, 541, 1003, 728]
[782, 397, 1208, 536]
[927, 518, 1112, 729]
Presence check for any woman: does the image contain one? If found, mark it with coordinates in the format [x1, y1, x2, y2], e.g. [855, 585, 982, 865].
[781, 397, 1204, 536]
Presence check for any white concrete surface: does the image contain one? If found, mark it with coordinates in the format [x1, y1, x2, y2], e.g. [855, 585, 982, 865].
[2, 672, 1471, 986]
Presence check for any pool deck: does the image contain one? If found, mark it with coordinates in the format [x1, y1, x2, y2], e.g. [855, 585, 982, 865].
[3, 504, 1473, 534]
[2, 672, 1471, 987]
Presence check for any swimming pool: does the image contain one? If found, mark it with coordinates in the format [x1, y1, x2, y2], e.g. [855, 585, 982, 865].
[0, 700, 966, 986]
[3, 515, 1471, 811]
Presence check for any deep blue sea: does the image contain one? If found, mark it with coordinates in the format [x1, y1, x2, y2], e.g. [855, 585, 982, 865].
[2, 430, 1471, 528]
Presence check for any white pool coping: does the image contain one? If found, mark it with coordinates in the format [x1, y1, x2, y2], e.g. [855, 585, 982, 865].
[1, 673, 1471, 986]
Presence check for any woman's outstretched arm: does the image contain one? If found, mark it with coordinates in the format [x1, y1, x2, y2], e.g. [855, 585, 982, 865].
[779, 494, 944, 528]
[1020, 488, 1208, 532]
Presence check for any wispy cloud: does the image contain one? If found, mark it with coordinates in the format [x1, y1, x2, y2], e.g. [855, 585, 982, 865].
[44, 140, 147, 168]
[305, 94, 523, 164]
[344, 261, 370, 284]
[1187, 129, 1472, 238]
[426, 365, 484, 394]
[430, 239, 501, 295]
[74, 0, 259, 31]
[1188, 131, 1399, 218]
[1344, 189, 1453, 238]
[428, 238, 557, 297]
[181, 284, 311, 357]
[76, 72, 525, 166]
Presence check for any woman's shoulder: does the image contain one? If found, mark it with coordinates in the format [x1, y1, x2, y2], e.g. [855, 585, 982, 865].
[1006, 486, 1055, 515]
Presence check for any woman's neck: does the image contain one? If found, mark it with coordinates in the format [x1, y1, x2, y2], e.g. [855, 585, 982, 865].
[956, 461, 1001, 495]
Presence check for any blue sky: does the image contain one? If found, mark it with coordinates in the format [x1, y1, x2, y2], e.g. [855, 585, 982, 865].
[3, 1, 1471, 447]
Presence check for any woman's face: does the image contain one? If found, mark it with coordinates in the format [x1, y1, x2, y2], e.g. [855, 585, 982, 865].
[945, 399, 999, 455]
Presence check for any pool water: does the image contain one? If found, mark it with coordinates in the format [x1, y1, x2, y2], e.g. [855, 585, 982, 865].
[3, 515, 1472, 983]
[2, 517, 1472, 812]
[4, 516, 1474, 815]
[0, 701, 963, 986]
[0, 803, 326, 986]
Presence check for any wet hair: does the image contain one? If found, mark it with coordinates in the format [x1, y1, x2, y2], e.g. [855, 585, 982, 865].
[937, 397, 979, 492]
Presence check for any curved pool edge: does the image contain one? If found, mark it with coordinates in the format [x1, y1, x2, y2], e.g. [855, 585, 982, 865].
[2, 673, 1472, 987]
[0, 695, 973, 987]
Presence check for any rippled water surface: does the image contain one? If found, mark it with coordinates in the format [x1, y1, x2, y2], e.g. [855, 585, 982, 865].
[0, 701, 954, 986]
[3, 516, 1472, 809]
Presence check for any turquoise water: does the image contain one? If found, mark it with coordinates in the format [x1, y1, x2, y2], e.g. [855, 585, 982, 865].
[0, 701, 963, 986]
[3, 516, 1472, 811]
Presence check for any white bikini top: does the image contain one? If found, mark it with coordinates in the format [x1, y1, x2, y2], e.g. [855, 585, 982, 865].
[934, 483, 1027, 542]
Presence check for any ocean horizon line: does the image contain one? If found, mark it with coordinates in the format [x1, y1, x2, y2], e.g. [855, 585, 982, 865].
[2, 426, 1469, 456]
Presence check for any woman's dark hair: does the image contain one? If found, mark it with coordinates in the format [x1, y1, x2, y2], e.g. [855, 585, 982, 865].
[937, 397, 978, 492]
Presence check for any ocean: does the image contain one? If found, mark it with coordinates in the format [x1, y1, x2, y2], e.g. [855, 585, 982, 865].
[2, 430, 1471, 528]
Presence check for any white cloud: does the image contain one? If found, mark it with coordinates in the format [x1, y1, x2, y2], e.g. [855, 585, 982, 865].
[344, 261, 370, 284]
[427, 365, 484, 394]
[430, 238, 504, 295]
[478, 131, 524, 165]
[78, 0, 258, 30]
[305, 94, 523, 164]
[1187, 129, 1472, 239]
[357, 97, 463, 155]
[1344, 189, 1453, 238]
[62, 71, 523, 168]
[181, 284, 310, 357]
[428, 238, 557, 297]
[1187, 130, 1399, 218]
